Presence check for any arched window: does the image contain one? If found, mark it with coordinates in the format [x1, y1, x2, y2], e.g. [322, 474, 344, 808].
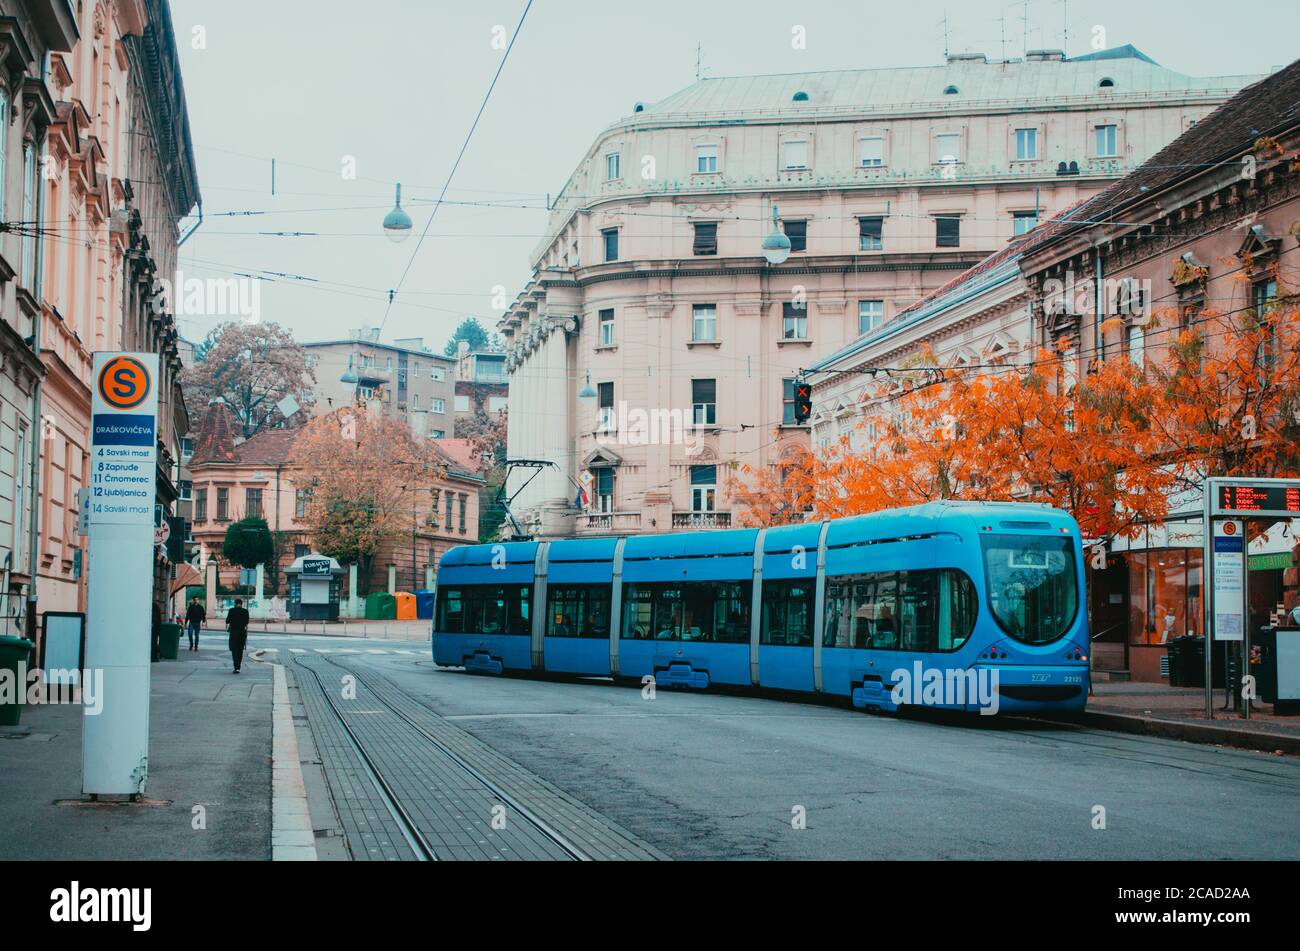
[792, 90, 810, 102]
[1099, 77, 1115, 89]
[943, 85, 960, 95]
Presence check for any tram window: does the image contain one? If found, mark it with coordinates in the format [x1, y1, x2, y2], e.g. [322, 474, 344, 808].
[761, 581, 814, 646]
[437, 585, 532, 635]
[547, 584, 612, 638]
[980, 535, 1077, 645]
[822, 570, 976, 652]
[620, 582, 751, 642]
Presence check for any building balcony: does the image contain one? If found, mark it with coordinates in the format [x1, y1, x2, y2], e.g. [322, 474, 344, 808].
[578, 511, 642, 533]
[672, 511, 732, 530]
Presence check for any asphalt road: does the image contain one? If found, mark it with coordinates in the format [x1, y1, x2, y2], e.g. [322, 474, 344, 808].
[284, 635, 1300, 860]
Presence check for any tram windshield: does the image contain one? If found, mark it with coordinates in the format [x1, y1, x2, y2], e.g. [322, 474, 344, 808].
[980, 535, 1078, 645]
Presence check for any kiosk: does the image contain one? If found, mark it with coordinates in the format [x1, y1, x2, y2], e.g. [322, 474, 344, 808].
[286, 554, 344, 621]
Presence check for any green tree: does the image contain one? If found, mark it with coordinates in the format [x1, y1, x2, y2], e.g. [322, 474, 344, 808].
[443, 317, 501, 357]
[222, 517, 276, 571]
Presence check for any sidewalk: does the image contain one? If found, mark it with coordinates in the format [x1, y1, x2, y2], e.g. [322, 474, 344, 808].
[0, 649, 274, 860]
[1075, 681, 1300, 755]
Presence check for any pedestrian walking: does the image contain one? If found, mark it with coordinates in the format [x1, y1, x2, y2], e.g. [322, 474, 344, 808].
[150, 602, 162, 663]
[226, 598, 251, 674]
[185, 597, 206, 651]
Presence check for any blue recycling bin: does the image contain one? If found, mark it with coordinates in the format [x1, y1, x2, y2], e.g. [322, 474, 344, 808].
[415, 589, 436, 620]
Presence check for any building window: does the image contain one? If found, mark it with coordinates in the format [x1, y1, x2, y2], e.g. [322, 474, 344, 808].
[858, 216, 883, 251]
[445, 491, 454, 528]
[411, 393, 420, 410]
[1013, 211, 1039, 236]
[245, 488, 263, 520]
[21, 142, 36, 287]
[431, 398, 446, 414]
[454, 395, 469, 412]
[782, 302, 808, 340]
[859, 136, 884, 168]
[12, 428, 24, 565]
[181, 437, 194, 460]
[1014, 128, 1038, 161]
[605, 152, 620, 180]
[783, 220, 807, 253]
[782, 139, 809, 170]
[1255, 279, 1279, 369]
[217, 487, 230, 521]
[692, 304, 717, 342]
[691, 378, 717, 426]
[295, 544, 311, 559]
[0, 91, 7, 219]
[595, 468, 615, 513]
[179, 480, 192, 502]
[1126, 323, 1145, 368]
[458, 494, 467, 533]
[690, 466, 718, 512]
[936, 215, 961, 248]
[296, 489, 311, 518]
[692, 222, 718, 256]
[431, 366, 445, 382]
[783, 378, 799, 425]
[431, 430, 446, 439]
[599, 308, 615, 346]
[695, 144, 718, 173]
[598, 382, 615, 431]
[1095, 124, 1118, 157]
[194, 488, 207, 522]
[602, 228, 619, 262]
[489, 397, 507, 413]
[936, 133, 961, 164]
[858, 300, 884, 334]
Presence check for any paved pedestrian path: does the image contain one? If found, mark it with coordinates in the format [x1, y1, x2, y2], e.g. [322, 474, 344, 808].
[0, 651, 272, 860]
[1078, 681, 1300, 754]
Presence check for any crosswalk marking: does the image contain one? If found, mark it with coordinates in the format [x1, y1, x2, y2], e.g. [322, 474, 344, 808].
[196, 643, 423, 658]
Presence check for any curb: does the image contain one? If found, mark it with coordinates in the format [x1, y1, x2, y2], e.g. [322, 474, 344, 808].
[1065, 708, 1300, 756]
[271, 664, 318, 861]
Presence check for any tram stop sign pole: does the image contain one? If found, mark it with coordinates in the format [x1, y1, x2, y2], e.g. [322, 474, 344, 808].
[1204, 477, 1300, 719]
[83, 353, 160, 797]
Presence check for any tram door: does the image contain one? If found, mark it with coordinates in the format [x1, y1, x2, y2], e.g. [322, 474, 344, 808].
[757, 580, 816, 692]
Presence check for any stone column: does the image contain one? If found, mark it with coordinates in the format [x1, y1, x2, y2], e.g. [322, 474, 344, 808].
[387, 563, 396, 594]
[347, 563, 359, 617]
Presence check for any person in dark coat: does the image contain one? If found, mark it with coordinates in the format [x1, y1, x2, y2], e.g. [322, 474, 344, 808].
[185, 597, 206, 652]
[226, 598, 251, 673]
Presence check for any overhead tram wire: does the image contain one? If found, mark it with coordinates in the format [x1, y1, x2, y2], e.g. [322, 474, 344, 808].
[375, 0, 535, 340]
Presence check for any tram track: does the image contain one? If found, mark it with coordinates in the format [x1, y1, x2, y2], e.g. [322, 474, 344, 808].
[289, 652, 666, 860]
[311, 653, 593, 861]
[294, 660, 439, 861]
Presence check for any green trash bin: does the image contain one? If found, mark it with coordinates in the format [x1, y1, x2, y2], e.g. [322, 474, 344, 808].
[159, 622, 182, 661]
[365, 592, 397, 620]
[0, 635, 35, 727]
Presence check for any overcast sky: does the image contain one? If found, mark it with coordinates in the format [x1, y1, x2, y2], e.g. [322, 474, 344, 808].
[167, 0, 1300, 356]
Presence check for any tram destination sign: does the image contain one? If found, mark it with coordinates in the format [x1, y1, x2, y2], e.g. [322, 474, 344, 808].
[1212, 482, 1300, 518]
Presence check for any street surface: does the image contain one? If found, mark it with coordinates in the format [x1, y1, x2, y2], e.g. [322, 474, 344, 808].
[263, 633, 1300, 861]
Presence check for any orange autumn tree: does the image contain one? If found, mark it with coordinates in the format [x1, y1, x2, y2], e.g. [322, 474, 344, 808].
[736, 351, 1174, 541]
[293, 408, 446, 593]
[1145, 281, 1300, 493]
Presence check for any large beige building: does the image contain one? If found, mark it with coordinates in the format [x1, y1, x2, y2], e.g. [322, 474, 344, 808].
[500, 47, 1255, 538]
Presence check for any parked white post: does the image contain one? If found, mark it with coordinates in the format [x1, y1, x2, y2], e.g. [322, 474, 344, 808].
[255, 563, 265, 609]
[83, 353, 160, 798]
[348, 564, 359, 617]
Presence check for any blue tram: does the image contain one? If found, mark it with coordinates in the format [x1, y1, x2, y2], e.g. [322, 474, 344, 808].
[431, 502, 1089, 715]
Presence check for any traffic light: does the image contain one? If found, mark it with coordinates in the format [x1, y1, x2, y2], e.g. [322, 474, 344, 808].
[793, 379, 813, 424]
